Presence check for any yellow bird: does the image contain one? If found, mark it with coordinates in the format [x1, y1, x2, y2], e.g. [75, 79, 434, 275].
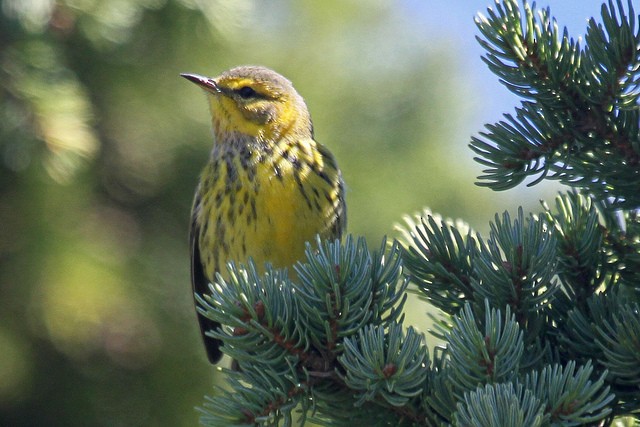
[182, 66, 346, 363]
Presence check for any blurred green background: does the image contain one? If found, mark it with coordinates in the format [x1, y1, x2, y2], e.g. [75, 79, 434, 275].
[0, 0, 603, 425]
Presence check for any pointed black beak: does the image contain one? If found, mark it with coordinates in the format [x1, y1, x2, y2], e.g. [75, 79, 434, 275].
[180, 73, 220, 93]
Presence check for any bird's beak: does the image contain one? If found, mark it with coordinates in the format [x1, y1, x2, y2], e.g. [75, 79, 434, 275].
[181, 73, 220, 94]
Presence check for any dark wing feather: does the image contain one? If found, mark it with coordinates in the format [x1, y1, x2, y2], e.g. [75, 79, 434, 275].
[190, 194, 223, 364]
[333, 171, 347, 239]
[318, 143, 347, 240]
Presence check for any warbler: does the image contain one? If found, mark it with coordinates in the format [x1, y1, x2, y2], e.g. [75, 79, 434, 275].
[182, 66, 346, 364]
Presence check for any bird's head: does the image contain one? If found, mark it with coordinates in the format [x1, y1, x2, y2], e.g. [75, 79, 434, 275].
[182, 66, 312, 142]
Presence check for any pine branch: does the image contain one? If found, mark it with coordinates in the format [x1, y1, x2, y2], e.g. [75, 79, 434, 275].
[398, 210, 477, 315]
[471, 0, 640, 206]
[197, 237, 415, 425]
[199, 364, 312, 426]
[442, 303, 524, 395]
[541, 191, 608, 307]
[474, 208, 559, 329]
[340, 323, 428, 407]
[453, 382, 547, 427]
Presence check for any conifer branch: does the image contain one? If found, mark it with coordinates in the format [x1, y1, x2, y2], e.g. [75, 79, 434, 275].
[471, 0, 640, 207]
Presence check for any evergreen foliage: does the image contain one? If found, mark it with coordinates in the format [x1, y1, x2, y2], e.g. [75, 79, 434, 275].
[197, 0, 640, 425]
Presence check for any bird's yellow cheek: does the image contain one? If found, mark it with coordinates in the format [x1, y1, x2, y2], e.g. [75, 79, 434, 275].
[244, 102, 277, 126]
[208, 95, 263, 138]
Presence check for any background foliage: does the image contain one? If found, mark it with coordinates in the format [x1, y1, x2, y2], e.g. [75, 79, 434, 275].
[0, 0, 605, 426]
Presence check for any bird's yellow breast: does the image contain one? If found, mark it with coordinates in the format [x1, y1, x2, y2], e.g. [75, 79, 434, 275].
[195, 137, 342, 280]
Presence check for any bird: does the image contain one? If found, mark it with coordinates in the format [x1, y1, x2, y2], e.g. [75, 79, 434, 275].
[182, 66, 346, 364]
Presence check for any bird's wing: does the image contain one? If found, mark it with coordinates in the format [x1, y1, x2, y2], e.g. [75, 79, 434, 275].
[190, 192, 223, 364]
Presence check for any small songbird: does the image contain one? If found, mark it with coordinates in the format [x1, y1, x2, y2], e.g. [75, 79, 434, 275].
[182, 66, 346, 364]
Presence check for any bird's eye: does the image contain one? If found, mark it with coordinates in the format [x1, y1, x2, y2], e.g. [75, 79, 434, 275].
[237, 86, 257, 99]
